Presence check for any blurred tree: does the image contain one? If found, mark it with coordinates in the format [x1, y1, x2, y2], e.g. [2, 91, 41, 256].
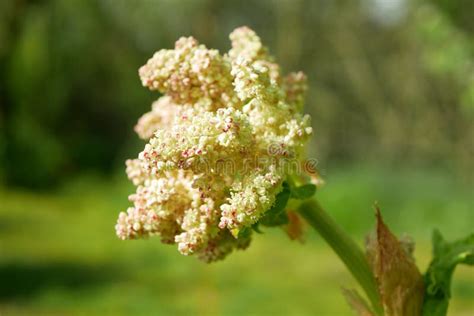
[1, 0, 152, 188]
[430, 0, 474, 32]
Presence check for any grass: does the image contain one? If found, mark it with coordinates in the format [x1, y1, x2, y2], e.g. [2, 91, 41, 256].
[0, 165, 473, 315]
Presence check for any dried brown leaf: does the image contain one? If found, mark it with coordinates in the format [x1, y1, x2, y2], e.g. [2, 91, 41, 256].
[342, 288, 375, 316]
[285, 210, 305, 242]
[366, 207, 424, 316]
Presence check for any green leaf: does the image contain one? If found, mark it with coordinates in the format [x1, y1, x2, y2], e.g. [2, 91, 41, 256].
[259, 183, 291, 227]
[290, 184, 317, 200]
[422, 230, 474, 316]
[251, 223, 264, 234]
[237, 227, 252, 239]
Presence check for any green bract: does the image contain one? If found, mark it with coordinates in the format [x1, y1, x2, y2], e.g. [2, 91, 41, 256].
[422, 230, 474, 316]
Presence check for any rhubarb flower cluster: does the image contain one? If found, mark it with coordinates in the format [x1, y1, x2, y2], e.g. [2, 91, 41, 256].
[116, 26, 313, 262]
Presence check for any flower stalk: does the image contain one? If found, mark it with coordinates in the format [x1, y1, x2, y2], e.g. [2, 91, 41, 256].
[298, 199, 384, 315]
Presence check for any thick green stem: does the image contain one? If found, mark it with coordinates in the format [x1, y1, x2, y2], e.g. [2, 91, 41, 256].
[298, 199, 384, 315]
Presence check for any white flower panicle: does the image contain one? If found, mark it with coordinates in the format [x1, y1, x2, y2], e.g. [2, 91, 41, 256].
[283, 71, 308, 110]
[139, 36, 238, 109]
[134, 96, 179, 140]
[139, 107, 253, 175]
[116, 26, 313, 262]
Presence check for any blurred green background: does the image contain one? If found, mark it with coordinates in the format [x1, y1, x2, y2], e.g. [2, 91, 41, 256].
[0, 0, 473, 315]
